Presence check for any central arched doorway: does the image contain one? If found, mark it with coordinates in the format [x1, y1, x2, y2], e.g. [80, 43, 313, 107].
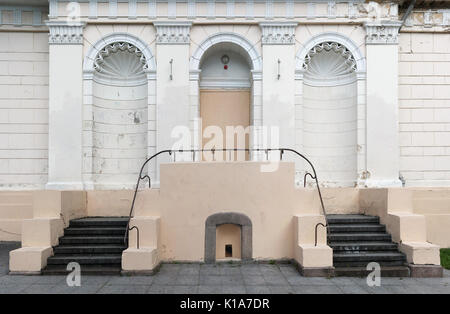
[199, 43, 251, 161]
[190, 33, 263, 162]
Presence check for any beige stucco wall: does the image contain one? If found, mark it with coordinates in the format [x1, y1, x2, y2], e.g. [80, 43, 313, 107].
[131, 162, 324, 261]
[0, 191, 33, 241]
[399, 32, 450, 187]
[0, 31, 49, 190]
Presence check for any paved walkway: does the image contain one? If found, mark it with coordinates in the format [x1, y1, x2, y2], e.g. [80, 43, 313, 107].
[1, 243, 449, 294]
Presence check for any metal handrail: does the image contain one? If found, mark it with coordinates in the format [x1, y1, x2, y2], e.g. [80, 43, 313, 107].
[124, 148, 329, 248]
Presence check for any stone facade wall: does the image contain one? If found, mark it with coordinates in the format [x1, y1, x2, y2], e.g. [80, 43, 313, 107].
[399, 32, 450, 186]
[0, 31, 49, 190]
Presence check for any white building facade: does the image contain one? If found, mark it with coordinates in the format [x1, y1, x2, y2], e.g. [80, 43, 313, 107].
[0, 0, 449, 190]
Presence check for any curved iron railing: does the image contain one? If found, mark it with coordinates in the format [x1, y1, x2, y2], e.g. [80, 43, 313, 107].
[124, 148, 329, 248]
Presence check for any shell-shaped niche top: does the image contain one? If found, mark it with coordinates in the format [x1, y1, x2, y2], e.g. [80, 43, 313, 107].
[94, 42, 148, 84]
[303, 42, 357, 79]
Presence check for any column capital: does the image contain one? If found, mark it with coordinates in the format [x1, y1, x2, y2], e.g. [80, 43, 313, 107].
[46, 21, 85, 45]
[154, 21, 192, 45]
[259, 22, 297, 45]
[364, 21, 402, 45]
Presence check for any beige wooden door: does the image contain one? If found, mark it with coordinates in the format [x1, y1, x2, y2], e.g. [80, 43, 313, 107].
[200, 89, 250, 161]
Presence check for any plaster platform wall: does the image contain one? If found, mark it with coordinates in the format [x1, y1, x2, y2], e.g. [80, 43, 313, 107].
[0, 31, 49, 190]
[0, 191, 33, 241]
[399, 32, 450, 187]
[411, 188, 450, 248]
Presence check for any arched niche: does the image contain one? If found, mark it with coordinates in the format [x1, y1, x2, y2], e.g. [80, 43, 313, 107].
[83, 33, 156, 189]
[295, 33, 366, 187]
[189, 33, 263, 161]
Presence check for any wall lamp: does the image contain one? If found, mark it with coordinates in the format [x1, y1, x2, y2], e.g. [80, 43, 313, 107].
[169, 59, 173, 80]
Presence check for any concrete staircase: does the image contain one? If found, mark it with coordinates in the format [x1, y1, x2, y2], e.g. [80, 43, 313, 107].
[327, 214, 410, 277]
[42, 217, 128, 275]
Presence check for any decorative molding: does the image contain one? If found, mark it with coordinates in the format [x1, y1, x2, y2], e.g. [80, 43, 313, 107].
[390, 3, 398, 17]
[265, 0, 274, 20]
[190, 32, 262, 73]
[296, 32, 366, 74]
[188, 0, 196, 19]
[327, 1, 336, 19]
[84, 32, 156, 72]
[148, 0, 156, 19]
[424, 10, 432, 28]
[129, 0, 137, 19]
[286, 0, 294, 19]
[207, 0, 215, 19]
[443, 10, 450, 26]
[168, 0, 176, 19]
[89, 0, 98, 19]
[94, 42, 148, 86]
[154, 22, 192, 45]
[227, 0, 235, 19]
[260, 22, 297, 45]
[0, 5, 47, 26]
[246, 0, 254, 20]
[47, 21, 85, 45]
[364, 22, 401, 44]
[307, 3, 315, 19]
[348, 3, 357, 19]
[13, 8, 21, 25]
[49, 0, 58, 18]
[109, 0, 118, 18]
[302, 41, 356, 72]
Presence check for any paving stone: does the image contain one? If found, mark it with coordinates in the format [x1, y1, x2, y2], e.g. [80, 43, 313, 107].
[307, 277, 336, 286]
[285, 275, 311, 286]
[106, 276, 153, 286]
[222, 285, 246, 294]
[152, 274, 177, 285]
[97, 284, 150, 294]
[245, 286, 272, 294]
[198, 285, 223, 294]
[0, 284, 27, 294]
[267, 285, 294, 294]
[0, 275, 40, 285]
[176, 275, 199, 286]
[200, 265, 221, 275]
[222, 275, 244, 285]
[19, 284, 56, 294]
[200, 275, 222, 285]
[50, 284, 104, 294]
[294, 285, 342, 294]
[243, 275, 266, 286]
[178, 265, 200, 275]
[240, 264, 261, 275]
[220, 266, 242, 276]
[165, 285, 199, 294]
[263, 275, 289, 286]
[34, 275, 66, 285]
[337, 285, 370, 294]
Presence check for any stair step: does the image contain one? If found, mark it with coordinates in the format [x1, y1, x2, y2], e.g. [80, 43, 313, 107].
[333, 260, 406, 268]
[334, 266, 410, 277]
[47, 255, 122, 265]
[69, 217, 128, 228]
[54, 245, 127, 255]
[42, 265, 122, 276]
[64, 227, 126, 236]
[329, 224, 386, 233]
[59, 236, 125, 245]
[334, 252, 406, 263]
[329, 233, 391, 242]
[329, 242, 398, 252]
[327, 215, 379, 225]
